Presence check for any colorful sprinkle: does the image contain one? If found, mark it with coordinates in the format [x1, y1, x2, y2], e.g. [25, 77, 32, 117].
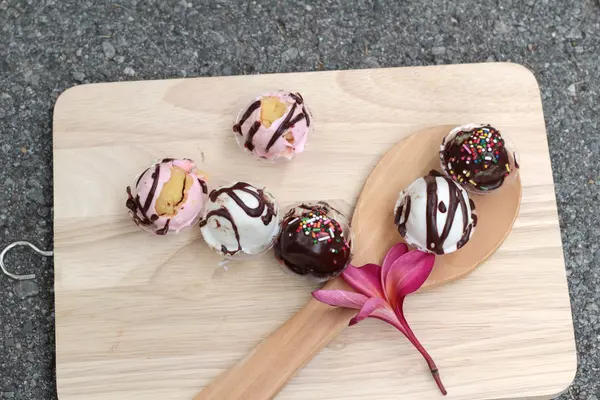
[294, 207, 346, 247]
[443, 125, 510, 188]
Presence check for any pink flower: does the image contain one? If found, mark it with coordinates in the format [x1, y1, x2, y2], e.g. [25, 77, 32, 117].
[312, 243, 446, 395]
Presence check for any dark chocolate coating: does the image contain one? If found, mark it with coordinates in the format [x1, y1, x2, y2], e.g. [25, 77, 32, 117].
[274, 205, 351, 279]
[441, 125, 511, 191]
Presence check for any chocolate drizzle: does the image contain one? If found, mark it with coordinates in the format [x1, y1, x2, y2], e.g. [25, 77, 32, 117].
[234, 92, 310, 154]
[155, 220, 170, 235]
[126, 164, 162, 230]
[244, 121, 261, 151]
[126, 161, 207, 236]
[469, 199, 478, 227]
[266, 102, 298, 151]
[198, 178, 208, 194]
[200, 207, 242, 256]
[264, 93, 309, 151]
[290, 92, 310, 127]
[289, 92, 302, 103]
[395, 196, 411, 237]
[424, 175, 440, 252]
[395, 172, 476, 254]
[395, 204, 403, 225]
[438, 201, 447, 213]
[209, 182, 276, 225]
[135, 168, 150, 188]
[233, 100, 261, 134]
[423, 174, 472, 254]
[304, 110, 310, 128]
[456, 223, 472, 250]
[144, 165, 161, 211]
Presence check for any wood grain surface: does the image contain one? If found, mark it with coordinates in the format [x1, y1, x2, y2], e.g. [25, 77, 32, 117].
[195, 126, 523, 400]
[53, 63, 576, 400]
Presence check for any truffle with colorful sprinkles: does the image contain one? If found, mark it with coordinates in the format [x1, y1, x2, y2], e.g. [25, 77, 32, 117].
[440, 123, 518, 193]
[274, 202, 352, 280]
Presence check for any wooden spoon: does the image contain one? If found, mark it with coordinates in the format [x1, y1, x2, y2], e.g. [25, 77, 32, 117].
[195, 125, 522, 400]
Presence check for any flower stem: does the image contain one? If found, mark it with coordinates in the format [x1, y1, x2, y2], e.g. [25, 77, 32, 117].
[397, 315, 447, 396]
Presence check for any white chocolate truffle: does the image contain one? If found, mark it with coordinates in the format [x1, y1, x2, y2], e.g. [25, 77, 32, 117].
[200, 182, 280, 257]
[394, 171, 477, 255]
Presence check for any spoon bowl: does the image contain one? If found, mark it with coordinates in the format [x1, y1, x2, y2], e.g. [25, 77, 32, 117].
[352, 125, 522, 288]
[195, 125, 522, 400]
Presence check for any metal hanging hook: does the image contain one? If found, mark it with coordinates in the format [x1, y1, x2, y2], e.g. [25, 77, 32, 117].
[0, 241, 53, 281]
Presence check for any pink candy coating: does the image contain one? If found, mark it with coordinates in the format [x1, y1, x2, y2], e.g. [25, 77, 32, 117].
[125, 158, 208, 235]
[233, 91, 312, 162]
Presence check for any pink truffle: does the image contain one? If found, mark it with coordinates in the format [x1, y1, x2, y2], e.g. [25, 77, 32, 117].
[126, 158, 208, 235]
[233, 91, 312, 161]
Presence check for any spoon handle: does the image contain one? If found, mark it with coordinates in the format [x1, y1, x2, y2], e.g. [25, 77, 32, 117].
[194, 278, 354, 400]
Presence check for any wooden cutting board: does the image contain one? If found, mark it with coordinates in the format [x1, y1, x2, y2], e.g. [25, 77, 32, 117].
[53, 63, 576, 400]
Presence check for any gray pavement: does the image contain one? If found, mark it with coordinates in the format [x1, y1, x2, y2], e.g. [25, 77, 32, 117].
[1, 0, 599, 398]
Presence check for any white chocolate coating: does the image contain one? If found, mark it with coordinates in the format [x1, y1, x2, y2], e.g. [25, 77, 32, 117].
[200, 182, 280, 257]
[394, 173, 477, 255]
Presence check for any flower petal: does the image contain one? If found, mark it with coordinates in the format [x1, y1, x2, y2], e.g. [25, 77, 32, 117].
[370, 312, 406, 335]
[312, 289, 369, 309]
[341, 263, 385, 298]
[382, 242, 409, 272]
[381, 243, 409, 299]
[384, 250, 436, 301]
[349, 297, 390, 326]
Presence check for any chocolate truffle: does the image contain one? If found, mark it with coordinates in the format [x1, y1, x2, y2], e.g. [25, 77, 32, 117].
[440, 124, 518, 193]
[274, 203, 352, 280]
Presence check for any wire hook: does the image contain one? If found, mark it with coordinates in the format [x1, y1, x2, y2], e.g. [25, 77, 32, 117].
[0, 241, 53, 281]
